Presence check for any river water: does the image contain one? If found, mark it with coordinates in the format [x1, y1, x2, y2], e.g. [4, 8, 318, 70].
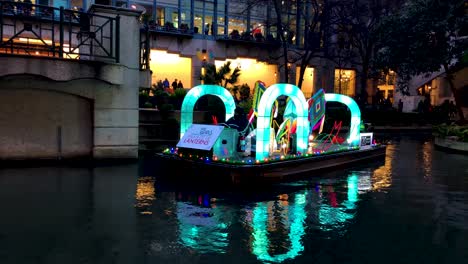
[0, 134, 467, 264]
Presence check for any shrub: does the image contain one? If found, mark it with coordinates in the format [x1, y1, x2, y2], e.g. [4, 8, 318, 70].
[433, 124, 468, 142]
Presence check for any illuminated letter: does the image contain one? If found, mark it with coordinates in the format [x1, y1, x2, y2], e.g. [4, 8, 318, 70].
[324, 93, 361, 146]
[256, 84, 309, 160]
[180, 85, 236, 138]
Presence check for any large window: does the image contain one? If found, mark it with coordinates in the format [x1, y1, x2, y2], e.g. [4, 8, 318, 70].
[296, 67, 314, 98]
[334, 69, 355, 97]
[194, 0, 214, 35]
[228, 0, 248, 35]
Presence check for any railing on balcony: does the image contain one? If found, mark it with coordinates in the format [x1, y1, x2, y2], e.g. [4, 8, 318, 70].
[0, 2, 119, 62]
[146, 21, 194, 38]
[216, 31, 281, 48]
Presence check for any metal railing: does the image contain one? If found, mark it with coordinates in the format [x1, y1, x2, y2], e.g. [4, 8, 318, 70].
[0, 2, 119, 62]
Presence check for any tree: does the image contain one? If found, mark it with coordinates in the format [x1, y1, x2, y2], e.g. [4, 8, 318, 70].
[246, 0, 337, 89]
[200, 61, 241, 88]
[376, 0, 467, 122]
[333, 0, 405, 99]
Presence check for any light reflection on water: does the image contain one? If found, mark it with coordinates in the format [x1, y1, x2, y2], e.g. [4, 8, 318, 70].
[0, 136, 468, 264]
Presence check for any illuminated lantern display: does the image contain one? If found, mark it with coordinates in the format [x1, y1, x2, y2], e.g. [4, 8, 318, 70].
[307, 88, 326, 132]
[324, 93, 361, 146]
[176, 83, 364, 163]
[256, 84, 310, 161]
[180, 85, 236, 138]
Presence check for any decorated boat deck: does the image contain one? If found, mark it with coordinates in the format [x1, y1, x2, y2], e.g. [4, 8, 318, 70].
[155, 82, 387, 184]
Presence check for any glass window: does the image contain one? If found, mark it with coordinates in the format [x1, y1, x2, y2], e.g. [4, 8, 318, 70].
[296, 67, 314, 98]
[217, 16, 226, 35]
[334, 69, 355, 97]
[156, 7, 165, 26]
[194, 0, 215, 35]
[228, 16, 247, 38]
[228, 0, 248, 35]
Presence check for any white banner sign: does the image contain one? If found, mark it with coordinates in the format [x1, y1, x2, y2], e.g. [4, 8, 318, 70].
[359, 133, 373, 150]
[177, 124, 224, 151]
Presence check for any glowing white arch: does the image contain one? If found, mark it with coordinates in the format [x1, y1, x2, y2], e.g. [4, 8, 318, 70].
[256, 84, 309, 161]
[180, 85, 236, 138]
[324, 93, 361, 146]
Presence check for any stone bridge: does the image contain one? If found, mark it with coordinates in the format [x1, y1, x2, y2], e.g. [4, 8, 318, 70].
[0, 4, 151, 160]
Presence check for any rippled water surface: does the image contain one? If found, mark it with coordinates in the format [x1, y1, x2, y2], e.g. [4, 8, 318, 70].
[0, 135, 467, 264]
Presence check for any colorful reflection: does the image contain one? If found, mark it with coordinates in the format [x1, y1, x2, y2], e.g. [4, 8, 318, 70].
[177, 194, 233, 253]
[248, 174, 369, 262]
[250, 192, 308, 263]
[372, 144, 394, 191]
[318, 174, 359, 230]
[171, 174, 375, 260]
[135, 176, 156, 215]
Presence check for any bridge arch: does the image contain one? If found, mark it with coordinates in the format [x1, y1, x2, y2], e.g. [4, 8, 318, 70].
[256, 84, 309, 161]
[180, 85, 236, 138]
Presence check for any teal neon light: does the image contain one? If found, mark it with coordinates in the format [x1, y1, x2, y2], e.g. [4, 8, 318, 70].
[256, 84, 309, 160]
[324, 93, 361, 146]
[251, 192, 308, 262]
[180, 85, 236, 138]
[177, 202, 232, 253]
[318, 174, 359, 229]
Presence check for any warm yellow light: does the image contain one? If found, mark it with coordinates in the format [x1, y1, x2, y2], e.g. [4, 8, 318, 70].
[18, 38, 53, 45]
[135, 176, 156, 214]
[296, 66, 314, 98]
[150, 49, 192, 88]
[215, 58, 278, 90]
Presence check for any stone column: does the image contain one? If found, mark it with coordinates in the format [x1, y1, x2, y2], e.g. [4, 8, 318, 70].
[89, 5, 142, 159]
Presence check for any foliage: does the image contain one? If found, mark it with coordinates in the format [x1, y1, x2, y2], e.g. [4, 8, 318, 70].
[238, 97, 253, 115]
[200, 61, 241, 88]
[229, 83, 251, 102]
[139, 89, 151, 108]
[238, 83, 251, 101]
[169, 88, 187, 110]
[433, 124, 468, 142]
[333, 0, 405, 96]
[376, 1, 467, 87]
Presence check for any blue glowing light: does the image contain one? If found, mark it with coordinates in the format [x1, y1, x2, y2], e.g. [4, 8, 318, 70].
[324, 93, 361, 146]
[251, 191, 308, 262]
[256, 84, 309, 161]
[180, 85, 236, 138]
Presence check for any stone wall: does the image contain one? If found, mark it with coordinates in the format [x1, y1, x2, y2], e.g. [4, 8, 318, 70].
[0, 89, 92, 159]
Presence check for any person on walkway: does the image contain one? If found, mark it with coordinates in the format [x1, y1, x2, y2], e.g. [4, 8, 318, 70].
[398, 99, 403, 112]
[163, 78, 170, 89]
[171, 79, 178, 90]
[177, 80, 184, 89]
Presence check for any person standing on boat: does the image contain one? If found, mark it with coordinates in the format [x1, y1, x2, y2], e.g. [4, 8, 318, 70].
[226, 107, 248, 133]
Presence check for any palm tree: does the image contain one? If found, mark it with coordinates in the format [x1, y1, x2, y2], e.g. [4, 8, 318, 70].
[200, 61, 241, 88]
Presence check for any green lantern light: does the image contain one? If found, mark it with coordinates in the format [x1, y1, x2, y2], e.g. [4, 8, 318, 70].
[324, 93, 361, 146]
[256, 84, 309, 161]
[180, 85, 236, 138]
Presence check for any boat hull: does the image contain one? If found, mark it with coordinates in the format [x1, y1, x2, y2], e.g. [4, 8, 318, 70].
[155, 145, 386, 184]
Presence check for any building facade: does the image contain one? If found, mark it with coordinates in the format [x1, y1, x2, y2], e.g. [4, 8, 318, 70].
[21, 0, 363, 98]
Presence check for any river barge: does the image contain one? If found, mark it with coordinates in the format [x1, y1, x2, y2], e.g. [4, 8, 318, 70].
[155, 83, 386, 184]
